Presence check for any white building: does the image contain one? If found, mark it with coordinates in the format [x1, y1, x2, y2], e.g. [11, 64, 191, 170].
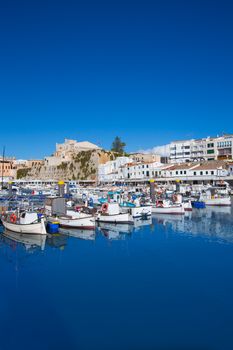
[160, 161, 229, 180]
[169, 134, 233, 163]
[121, 161, 166, 180]
[98, 157, 133, 183]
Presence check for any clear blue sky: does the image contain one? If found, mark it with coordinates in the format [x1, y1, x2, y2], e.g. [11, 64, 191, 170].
[0, 0, 233, 158]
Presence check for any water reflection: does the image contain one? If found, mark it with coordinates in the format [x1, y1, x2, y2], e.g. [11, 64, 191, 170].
[59, 228, 96, 241]
[153, 206, 233, 243]
[97, 222, 134, 240]
[134, 217, 152, 229]
[46, 233, 68, 249]
[1, 229, 46, 251]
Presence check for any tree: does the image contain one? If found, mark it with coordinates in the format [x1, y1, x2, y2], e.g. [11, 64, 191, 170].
[111, 136, 126, 154]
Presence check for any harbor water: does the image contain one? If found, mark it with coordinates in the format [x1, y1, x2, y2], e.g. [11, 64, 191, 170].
[1, 206, 233, 349]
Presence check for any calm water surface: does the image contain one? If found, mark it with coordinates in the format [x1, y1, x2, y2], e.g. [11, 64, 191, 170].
[1, 206, 233, 350]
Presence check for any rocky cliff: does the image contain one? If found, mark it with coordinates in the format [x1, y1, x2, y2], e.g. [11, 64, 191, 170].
[17, 149, 120, 181]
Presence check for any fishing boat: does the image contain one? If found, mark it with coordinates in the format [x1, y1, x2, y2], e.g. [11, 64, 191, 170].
[120, 202, 152, 218]
[200, 193, 231, 206]
[152, 200, 185, 215]
[48, 210, 95, 230]
[1, 211, 47, 235]
[96, 203, 134, 224]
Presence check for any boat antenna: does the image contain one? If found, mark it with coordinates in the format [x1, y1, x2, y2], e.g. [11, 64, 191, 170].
[1, 146, 5, 190]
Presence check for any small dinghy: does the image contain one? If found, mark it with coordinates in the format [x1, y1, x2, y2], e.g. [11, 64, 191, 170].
[1, 211, 47, 235]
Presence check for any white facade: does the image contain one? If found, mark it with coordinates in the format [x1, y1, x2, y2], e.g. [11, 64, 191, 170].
[99, 157, 231, 183]
[169, 134, 233, 163]
[98, 157, 133, 182]
[122, 162, 165, 180]
[160, 161, 229, 179]
[169, 139, 207, 163]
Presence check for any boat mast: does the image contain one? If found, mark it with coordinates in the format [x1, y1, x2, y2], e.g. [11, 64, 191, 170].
[1, 146, 5, 190]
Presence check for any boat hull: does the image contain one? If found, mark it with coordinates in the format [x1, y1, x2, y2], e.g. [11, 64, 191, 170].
[2, 219, 47, 235]
[96, 213, 134, 224]
[48, 216, 95, 229]
[183, 202, 193, 211]
[131, 206, 152, 218]
[204, 197, 231, 206]
[152, 206, 185, 215]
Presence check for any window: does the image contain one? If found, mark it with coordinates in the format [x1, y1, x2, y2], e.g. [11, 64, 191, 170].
[211, 171, 214, 175]
[176, 171, 178, 175]
[207, 149, 214, 154]
[207, 143, 214, 148]
[184, 171, 187, 174]
[206, 171, 208, 175]
[180, 171, 183, 174]
[194, 172, 196, 176]
[200, 171, 203, 175]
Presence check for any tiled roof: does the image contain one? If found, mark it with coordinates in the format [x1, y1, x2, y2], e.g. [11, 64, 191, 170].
[192, 161, 226, 170]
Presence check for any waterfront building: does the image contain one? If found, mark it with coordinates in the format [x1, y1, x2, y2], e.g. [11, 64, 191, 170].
[123, 161, 164, 180]
[169, 134, 233, 163]
[98, 156, 232, 184]
[161, 161, 229, 180]
[98, 156, 133, 183]
[98, 158, 168, 183]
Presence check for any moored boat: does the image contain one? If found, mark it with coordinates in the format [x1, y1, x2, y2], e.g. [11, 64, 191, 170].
[200, 194, 231, 206]
[48, 210, 95, 230]
[1, 211, 47, 235]
[152, 200, 185, 215]
[96, 203, 134, 224]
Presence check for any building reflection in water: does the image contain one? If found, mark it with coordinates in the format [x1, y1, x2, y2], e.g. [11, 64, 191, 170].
[153, 206, 233, 243]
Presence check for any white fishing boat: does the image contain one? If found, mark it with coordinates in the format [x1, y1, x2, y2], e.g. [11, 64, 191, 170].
[152, 200, 185, 215]
[202, 196, 231, 206]
[1, 212, 47, 235]
[96, 203, 134, 224]
[121, 204, 152, 218]
[200, 192, 231, 206]
[48, 210, 95, 230]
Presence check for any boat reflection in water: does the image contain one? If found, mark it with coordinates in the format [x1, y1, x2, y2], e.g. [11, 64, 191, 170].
[59, 228, 96, 241]
[46, 233, 68, 249]
[97, 222, 134, 240]
[134, 217, 152, 230]
[153, 205, 233, 243]
[1, 229, 46, 251]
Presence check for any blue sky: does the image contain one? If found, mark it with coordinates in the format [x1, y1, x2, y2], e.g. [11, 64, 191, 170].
[0, 0, 233, 158]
